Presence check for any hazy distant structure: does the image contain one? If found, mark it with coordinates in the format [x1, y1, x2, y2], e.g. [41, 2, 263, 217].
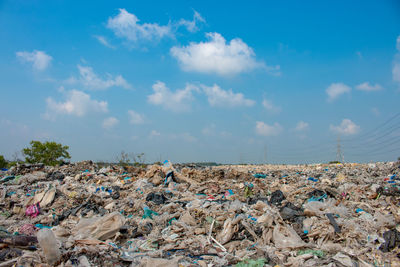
[336, 136, 344, 163]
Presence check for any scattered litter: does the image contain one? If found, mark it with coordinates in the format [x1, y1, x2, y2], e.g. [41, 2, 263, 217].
[0, 160, 399, 265]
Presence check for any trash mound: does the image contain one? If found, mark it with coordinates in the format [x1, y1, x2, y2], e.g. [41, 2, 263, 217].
[1, 160, 399, 266]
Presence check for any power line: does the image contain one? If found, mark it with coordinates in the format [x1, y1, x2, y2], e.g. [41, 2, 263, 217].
[345, 135, 400, 151]
[342, 111, 400, 142]
[345, 138, 400, 157]
[268, 113, 400, 157]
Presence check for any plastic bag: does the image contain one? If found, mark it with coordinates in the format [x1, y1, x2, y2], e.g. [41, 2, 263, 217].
[37, 228, 61, 265]
[217, 217, 241, 245]
[303, 198, 348, 217]
[73, 211, 125, 240]
[273, 224, 307, 249]
[332, 252, 353, 267]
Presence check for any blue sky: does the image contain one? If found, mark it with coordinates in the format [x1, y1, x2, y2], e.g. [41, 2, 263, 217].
[1, 0, 399, 164]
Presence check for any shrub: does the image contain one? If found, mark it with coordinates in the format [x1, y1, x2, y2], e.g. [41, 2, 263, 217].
[0, 155, 7, 169]
[22, 140, 71, 166]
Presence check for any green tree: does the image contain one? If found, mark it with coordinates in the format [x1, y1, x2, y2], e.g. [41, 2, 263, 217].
[22, 141, 71, 166]
[0, 155, 7, 169]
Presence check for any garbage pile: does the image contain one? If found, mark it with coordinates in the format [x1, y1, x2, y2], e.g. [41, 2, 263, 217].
[1, 160, 400, 266]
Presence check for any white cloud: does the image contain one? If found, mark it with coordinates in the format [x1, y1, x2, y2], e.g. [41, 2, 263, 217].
[128, 110, 144, 124]
[76, 65, 131, 90]
[171, 32, 277, 76]
[44, 90, 108, 119]
[356, 51, 363, 59]
[16, 50, 52, 71]
[93, 35, 115, 49]
[295, 121, 309, 131]
[356, 82, 383, 91]
[326, 83, 351, 102]
[262, 98, 281, 113]
[149, 130, 161, 137]
[102, 117, 119, 129]
[202, 84, 255, 107]
[107, 8, 172, 43]
[330, 119, 360, 135]
[147, 81, 198, 112]
[255, 121, 283, 136]
[178, 10, 205, 32]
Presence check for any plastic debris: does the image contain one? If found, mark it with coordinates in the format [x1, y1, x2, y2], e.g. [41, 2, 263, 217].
[253, 173, 267, 178]
[37, 228, 61, 265]
[142, 206, 159, 219]
[235, 258, 266, 267]
[326, 213, 341, 233]
[25, 203, 40, 218]
[269, 190, 285, 205]
[0, 160, 399, 266]
[297, 249, 325, 258]
[380, 229, 400, 252]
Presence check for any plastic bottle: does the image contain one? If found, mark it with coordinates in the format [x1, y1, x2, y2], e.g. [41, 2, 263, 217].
[37, 228, 61, 265]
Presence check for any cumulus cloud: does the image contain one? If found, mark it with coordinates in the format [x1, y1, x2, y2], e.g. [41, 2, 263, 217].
[75, 65, 131, 90]
[93, 35, 115, 49]
[356, 82, 383, 91]
[147, 81, 198, 112]
[128, 110, 145, 124]
[16, 50, 52, 71]
[171, 32, 277, 76]
[202, 84, 255, 107]
[102, 117, 119, 129]
[178, 10, 205, 32]
[262, 98, 281, 113]
[44, 90, 108, 119]
[330, 119, 360, 135]
[107, 8, 172, 43]
[326, 83, 351, 102]
[255, 121, 283, 136]
[295, 121, 309, 131]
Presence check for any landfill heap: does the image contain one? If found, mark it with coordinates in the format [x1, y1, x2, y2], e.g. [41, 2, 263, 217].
[0, 160, 400, 267]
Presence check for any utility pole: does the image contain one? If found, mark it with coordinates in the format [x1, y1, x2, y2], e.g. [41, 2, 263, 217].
[336, 135, 344, 163]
